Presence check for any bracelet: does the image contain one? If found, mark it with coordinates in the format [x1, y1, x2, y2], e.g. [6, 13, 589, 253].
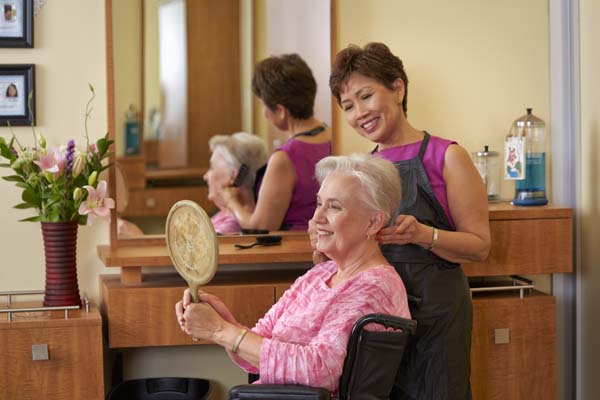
[427, 228, 439, 250]
[231, 328, 249, 354]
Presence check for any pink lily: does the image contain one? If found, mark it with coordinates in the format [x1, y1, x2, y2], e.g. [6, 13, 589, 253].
[34, 147, 66, 178]
[78, 180, 115, 224]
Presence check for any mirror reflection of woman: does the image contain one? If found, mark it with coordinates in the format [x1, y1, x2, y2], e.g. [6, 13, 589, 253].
[220, 54, 332, 231]
[323, 42, 491, 400]
[203, 132, 268, 235]
[176, 153, 410, 395]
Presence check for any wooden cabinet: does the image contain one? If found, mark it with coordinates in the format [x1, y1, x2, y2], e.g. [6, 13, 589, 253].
[0, 305, 104, 400]
[471, 292, 556, 399]
[100, 270, 305, 348]
[125, 186, 212, 218]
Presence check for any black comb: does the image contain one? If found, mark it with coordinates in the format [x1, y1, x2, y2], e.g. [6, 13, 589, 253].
[232, 164, 250, 187]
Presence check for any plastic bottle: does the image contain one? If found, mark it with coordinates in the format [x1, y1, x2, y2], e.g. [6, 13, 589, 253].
[125, 105, 140, 155]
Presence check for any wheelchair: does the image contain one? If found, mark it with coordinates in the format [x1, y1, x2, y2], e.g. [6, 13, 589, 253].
[228, 313, 417, 400]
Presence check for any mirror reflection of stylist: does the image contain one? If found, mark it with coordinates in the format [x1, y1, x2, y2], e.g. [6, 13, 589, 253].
[320, 43, 491, 400]
[220, 54, 332, 231]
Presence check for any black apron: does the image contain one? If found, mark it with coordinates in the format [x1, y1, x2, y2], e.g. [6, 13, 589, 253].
[382, 132, 472, 400]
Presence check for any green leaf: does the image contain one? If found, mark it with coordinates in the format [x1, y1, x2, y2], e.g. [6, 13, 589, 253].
[48, 212, 61, 222]
[0, 140, 16, 162]
[22, 188, 41, 206]
[19, 216, 41, 222]
[0, 163, 12, 167]
[2, 175, 25, 182]
[15, 182, 29, 189]
[14, 203, 36, 209]
[97, 138, 109, 156]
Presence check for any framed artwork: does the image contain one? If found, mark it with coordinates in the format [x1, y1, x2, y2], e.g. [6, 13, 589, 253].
[0, 64, 35, 126]
[0, 0, 33, 48]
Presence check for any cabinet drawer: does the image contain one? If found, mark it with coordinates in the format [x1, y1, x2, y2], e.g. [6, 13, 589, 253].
[102, 275, 276, 348]
[123, 187, 215, 217]
[0, 309, 104, 400]
[470, 292, 556, 399]
[463, 215, 573, 276]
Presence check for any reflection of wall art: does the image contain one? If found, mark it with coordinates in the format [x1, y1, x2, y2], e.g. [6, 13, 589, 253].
[0, 64, 35, 126]
[0, 0, 33, 47]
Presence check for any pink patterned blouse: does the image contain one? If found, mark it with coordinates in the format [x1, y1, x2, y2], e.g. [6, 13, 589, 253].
[211, 210, 241, 235]
[231, 260, 410, 394]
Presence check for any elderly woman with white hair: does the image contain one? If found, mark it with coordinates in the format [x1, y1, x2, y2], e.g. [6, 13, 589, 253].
[176, 153, 410, 395]
[203, 132, 268, 234]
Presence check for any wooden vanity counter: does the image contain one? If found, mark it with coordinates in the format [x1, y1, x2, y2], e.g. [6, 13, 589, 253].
[98, 202, 573, 283]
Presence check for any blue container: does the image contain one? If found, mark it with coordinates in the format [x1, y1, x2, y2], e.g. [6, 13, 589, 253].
[125, 105, 140, 155]
[514, 152, 548, 205]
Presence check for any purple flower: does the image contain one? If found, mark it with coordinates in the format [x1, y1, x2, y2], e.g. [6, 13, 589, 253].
[11, 147, 18, 158]
[66, 139, 75, 178]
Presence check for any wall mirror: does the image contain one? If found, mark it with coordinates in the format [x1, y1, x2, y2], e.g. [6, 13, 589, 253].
[106, 0, 334, 247]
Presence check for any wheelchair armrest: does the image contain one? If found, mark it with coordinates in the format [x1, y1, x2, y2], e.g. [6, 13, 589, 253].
[229, 384, 331, 399]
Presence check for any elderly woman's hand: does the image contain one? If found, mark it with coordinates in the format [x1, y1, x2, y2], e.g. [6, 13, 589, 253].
[175, 291, 229, 342]
[176, 289, 238, 333]
[377, 214, 432, 247]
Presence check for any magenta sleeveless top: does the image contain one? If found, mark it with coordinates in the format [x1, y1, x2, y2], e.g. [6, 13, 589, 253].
[275, 138, 331, 230]
[376, 135, 457, 228]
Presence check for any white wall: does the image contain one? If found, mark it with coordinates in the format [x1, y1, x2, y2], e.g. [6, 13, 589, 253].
[578, 0, 600, 398]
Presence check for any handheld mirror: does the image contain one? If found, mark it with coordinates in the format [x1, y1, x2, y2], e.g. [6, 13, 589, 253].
[166, 200, 218, 303]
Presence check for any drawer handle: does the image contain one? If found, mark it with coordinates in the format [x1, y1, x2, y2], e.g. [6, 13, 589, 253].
[32, 344, 49, 361]
[493, 328, 510, 344]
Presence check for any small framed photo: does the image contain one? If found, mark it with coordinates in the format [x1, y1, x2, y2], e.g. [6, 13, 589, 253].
[0, 0, 33, 48]
[0, 64, 35, 126]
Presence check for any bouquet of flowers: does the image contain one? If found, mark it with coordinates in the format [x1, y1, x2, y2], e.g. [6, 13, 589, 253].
[0, 85, 115, 225]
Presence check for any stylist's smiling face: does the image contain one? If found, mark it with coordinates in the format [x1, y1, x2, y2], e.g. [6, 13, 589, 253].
[339, 73, 404, 149]
[312, 172, 370, 260]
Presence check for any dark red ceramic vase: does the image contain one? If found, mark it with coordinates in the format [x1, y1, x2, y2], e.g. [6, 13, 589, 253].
[41, 222, 82, 307]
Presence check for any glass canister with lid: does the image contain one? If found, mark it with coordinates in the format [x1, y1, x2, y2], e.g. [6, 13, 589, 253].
[505, 108, 548, 206]
[473, 145, 501, 202]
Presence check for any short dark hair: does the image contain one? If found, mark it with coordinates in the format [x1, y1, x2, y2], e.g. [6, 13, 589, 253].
[330, 42, 409, 114]
[252, 54, 317, 120]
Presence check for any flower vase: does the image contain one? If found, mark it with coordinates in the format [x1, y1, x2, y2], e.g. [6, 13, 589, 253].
[41, 222, 82, 307]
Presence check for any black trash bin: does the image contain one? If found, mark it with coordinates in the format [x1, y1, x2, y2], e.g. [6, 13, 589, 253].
[107, 377, 212, 400]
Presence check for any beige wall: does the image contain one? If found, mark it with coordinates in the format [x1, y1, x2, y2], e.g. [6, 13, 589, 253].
[579, 0, 600, 397]
[335, 0, 550, 201]
[113, 0, 142, 156]
[0, 1, 108, 299]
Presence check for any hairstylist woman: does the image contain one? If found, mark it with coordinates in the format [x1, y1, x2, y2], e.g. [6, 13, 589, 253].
[324, 42, 491, 400]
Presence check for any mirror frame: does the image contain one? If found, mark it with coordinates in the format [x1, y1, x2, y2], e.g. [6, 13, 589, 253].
[106, 0, 340, 249]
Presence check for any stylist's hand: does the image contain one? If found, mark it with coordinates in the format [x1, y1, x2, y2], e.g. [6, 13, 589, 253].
[220, 186, 240, 208]
[377, 214, 430, 246]
[208, 189, 228, 211]
[308, 219, 329, 265]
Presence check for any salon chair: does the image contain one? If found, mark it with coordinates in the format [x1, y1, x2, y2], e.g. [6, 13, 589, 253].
[228, 313, 417, 400]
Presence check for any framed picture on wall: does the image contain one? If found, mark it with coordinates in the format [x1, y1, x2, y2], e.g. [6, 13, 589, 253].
[0, 0, 33, 48]
[0, 64, 35, 126]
